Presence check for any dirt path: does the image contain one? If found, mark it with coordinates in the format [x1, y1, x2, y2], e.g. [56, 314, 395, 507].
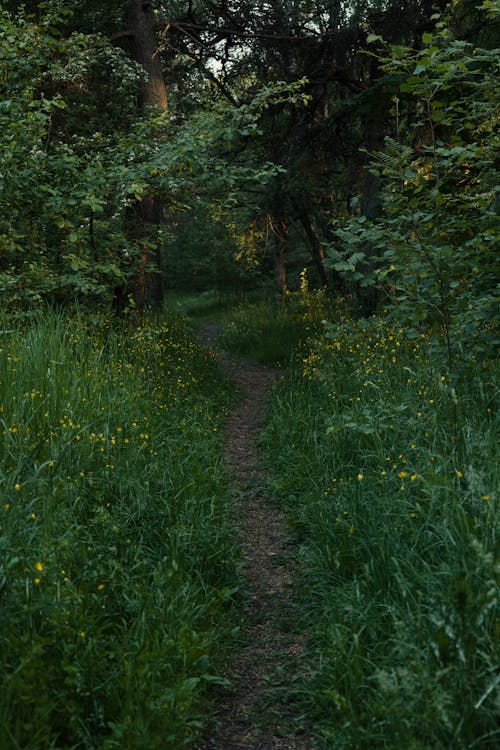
[198, 324, 313, 750]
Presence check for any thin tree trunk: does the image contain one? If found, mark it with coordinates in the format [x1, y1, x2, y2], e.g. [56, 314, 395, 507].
[270, 217, 288, 301]
[297, 210, 329, 288]
[274, 235, 287, 299]
[126, 1, 167, 312]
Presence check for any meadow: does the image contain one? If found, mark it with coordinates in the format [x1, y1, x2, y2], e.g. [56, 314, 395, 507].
[1, 298, 497, 750]
[261, 315, 499, 748]
[0, 310, 239, 749]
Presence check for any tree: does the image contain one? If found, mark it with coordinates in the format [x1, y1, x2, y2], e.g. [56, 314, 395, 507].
[327, 4, 499, 362]
[0, 5, 148, 309]
[124, 1, 169, 311]
[150, 1, 456, 297]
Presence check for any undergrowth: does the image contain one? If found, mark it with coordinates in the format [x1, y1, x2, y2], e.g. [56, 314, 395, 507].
[217, 284, 340, 366]
[262, 316, 499, 748]
[0, 309, 239, 749]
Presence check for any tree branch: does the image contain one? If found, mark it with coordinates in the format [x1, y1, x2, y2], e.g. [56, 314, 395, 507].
[162, 19, 312, 44]
[109, 29, 135, 42]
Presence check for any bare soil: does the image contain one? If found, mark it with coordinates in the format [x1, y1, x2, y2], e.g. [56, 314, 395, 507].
[197, 324, 313, 750]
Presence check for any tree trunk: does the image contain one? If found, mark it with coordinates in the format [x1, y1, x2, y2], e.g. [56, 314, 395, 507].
[271, 217, 288, 301]
[274, 236, 287, 299]
[297, 210, 329, 288]
[126, 1, 167, 312]
[126, 2, 168, 110]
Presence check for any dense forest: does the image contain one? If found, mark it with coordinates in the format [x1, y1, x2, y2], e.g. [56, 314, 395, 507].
[0, 1, 498, 748]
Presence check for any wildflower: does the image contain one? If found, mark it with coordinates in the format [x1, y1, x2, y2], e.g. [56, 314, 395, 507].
[482, 495, 491, 502]
[398, 471, 408, 479]
[357, 473, 364, 481]
[97, 583, 105, 590]
[34, 578, 41, 585]
[35, 562, 43, 572]
[14, 483, 21, 491]
[456, 470, 463, 479]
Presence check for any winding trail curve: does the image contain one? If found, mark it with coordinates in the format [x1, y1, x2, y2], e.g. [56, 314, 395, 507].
[198, 324, 313, 750]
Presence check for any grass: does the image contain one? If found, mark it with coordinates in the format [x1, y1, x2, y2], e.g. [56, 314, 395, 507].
[167, 283, 341, 367]
[217, 299, 307, 366]
[169, 285, 337, 367]
[261, 316, 499, 748]
[2, 297, 497, 749]
[0, 309, 239, 749]
[166, 288, 246, 323]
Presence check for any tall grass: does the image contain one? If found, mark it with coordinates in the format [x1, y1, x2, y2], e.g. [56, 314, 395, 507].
[0, 310, 239, 749]
[217, 287, 340, 366]
[262, 316, 499, 748]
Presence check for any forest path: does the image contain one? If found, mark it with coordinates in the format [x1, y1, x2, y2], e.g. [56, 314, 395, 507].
[198, 323, 313, 750]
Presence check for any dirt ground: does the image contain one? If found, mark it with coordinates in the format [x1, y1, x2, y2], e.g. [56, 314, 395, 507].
[197, 324, 313, 750]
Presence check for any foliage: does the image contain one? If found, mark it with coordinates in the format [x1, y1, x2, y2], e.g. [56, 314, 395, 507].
[327, 12, 499, 360]
[0, 4, 306, 309]
[163, 209, 265, 292]
[0, 8, 147, 309]
[262, 316, 499, 748]
[0, 309, 239, 749]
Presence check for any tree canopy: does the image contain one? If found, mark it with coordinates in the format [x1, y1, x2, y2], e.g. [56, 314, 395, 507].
[0, 0, 498, 350]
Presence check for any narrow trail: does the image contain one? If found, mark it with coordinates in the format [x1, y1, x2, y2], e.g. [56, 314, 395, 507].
[198, 324, 313, 750]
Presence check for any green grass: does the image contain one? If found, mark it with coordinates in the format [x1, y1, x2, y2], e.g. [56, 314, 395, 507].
[166, 289, 244, 322]
[0, 309, 239, 749]
[214, 289, 339, 367]
[4, 299, 496, 749]
[261, 316, 499, 748]
[167, 286, 341, 367]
